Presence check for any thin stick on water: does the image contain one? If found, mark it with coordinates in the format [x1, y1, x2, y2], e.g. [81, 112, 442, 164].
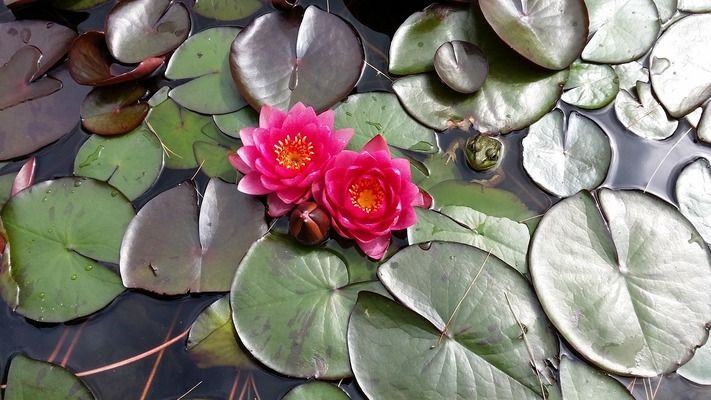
[364, 60, 393, 82]
[652, 375, 663, 399]
[177, 381, 203, 400]
[644, 128, 691, 193]
[505, 292, 548, 399]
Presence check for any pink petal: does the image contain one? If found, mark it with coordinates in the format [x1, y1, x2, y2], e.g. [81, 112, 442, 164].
[240, 127, 257, 146]
[357, 235, 391, 260]
[391, 158, 412, 181]
[392, 207, 417, 230]
[317, 108, 335, 128]
[11, 157, 36, 196]
[276, 186, 309, 204]
[267, 193, 294, 217]
[228, 152, 251, 174]
[363, 134, 389, 155]
[259, 104, 286, 128]
[237, 173, 271, 195]
[333, 128, 354, 150]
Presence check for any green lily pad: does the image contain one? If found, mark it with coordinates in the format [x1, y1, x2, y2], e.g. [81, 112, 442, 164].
[560, 356, 634, 399]
[392, 5, 567, 132]
[214, 107, 258, 138]
[230, 6, 363, 113]
[193, 141, 238, 182]
[649, 14, 711, 117]
[231, 235, 388, 379]
[146, 97, 238, 169]
[408, 206, 530, 274]
[166, 27, 246, 115]
[74, 125, 163, 200]
[561, 61, 619, 110]
[678, 341, 711, 385]
[614, 82, 678, 140]
[582, 0, 660, 64]
[4, 354, 95, 400]
[522, 110, 612, 197]
[51, 0, 109, 10]
[677, 0, 711, 11]
[612, 61, 649, 92]
[350, 242, 560, 399]
[0, 171, 14, 205]
[194, 0, 261, 21]
[530, 190, 711, 376]
[80, 83, 148, 136]
[105, 0, 191, 64]
[187, 295, 255, 369]
[282, 382, 350, 400]
[675, 158, 711, 244]
[479, 0, 588, 70]
[0, 177, 132, 322]
[389, 3, 478, 75]
[334, 92, 436, 153]
[120, 179, 267, 295]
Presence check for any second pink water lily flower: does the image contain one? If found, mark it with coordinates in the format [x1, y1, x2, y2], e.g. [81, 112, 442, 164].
[229, 103, 354, 217]
[313, 135, 424, 260]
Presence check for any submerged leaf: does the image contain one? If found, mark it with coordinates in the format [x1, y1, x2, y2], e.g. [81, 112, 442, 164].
[530, 190, 711, 376]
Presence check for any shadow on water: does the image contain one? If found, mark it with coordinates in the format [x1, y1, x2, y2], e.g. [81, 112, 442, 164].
[2, 0, 711, 399]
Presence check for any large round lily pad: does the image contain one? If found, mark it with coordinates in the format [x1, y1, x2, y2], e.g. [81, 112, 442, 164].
[282, 382, 350, 400]
[334, 92, 436, 153]
[349, 242, 560, 399]
[230, 5, 364, 112]
[4, 354, 95, 400]
[74, 125, 163, 200]
[582, 0, 660, 64]
[479, 0, 587, 70]
[649, 14, 711, 117]
[231, 235, 388, 379]
[120, 179, 266, 295]
[105, 0, 191, 64]
[530, 190, 711, 376]
[165, 27, 246, 114]
[560, 356, 634, 399]
[0, 177, 133, 322]
[522, 110, 612, 197]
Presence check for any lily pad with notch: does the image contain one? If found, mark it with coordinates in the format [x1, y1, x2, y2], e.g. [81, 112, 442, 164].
[561, 61, 619, 110]
[530, 189, 711, 376]
[68, 31, 164, 86]
[0, 177, 133, 322]
[120, 179, 267, 295]
[105, 0, 191, 64]
[349, 242, 560, 399]
[230, 5, 364, 112]
[433, 40, 488, 94]
[80, 83, 149, 136]
[166, 27, 246, 115]
[3, 354, 96, 399]
[614, 82, 678, 140]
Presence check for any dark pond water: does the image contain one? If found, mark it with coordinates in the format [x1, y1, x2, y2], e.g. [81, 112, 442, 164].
[2, 0, 711, 399]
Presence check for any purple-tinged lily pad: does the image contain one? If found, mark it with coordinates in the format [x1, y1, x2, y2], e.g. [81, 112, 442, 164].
[80, 83, 149, 136]
[105, 0, 191, 64]
[0, 20, 76, 76]
[230, 5, 364, 112]
[69, 31, 164, 86]
[120, 179, 267, 295]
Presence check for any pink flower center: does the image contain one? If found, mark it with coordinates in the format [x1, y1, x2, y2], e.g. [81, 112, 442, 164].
[273, 133, 315, 171]
[349, 177, 385, 214]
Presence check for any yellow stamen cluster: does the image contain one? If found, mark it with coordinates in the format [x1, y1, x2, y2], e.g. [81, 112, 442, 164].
[273, 133, 315, 171]
[349, 178, 385, 213]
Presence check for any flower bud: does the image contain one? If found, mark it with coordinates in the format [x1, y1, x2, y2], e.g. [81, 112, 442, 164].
[272, 0, 299, 11]
[289, 202, 330, 246]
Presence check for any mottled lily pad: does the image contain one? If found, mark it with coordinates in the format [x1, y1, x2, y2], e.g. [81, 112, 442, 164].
[334, 92, 436, 152]
[349, 242, 560, 399]
[282, 382, 350, 400]
[522, 110, 612, 197]
[120, 179, 267, 294]
[614, 82, 678, 140]
[561, 61, 619, 109]
[80, 83, 148, 136]
[479, 0, 587, 70]
[105, 0, 191, 64]
[68, 31, 164, 86]
[0, 178, 132, 322]
[649, 14, 711, 117]
[166, 27, 246, 114]
[231, 235, 388, 379]
[582, 0, 660, 64]
[230, 6, 364, 112]
[193, 0, 261, 21]
[560, 356, 634, 399]
[530, 190, 711, 376]
[74, 125, 163, 200]
[408, 206, 530, 274]
[187, 295, 255, 369]
[4, 354, 95, 400]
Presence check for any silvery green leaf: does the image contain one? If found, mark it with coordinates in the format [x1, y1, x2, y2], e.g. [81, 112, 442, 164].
[522, 110, 611, 197]
[561, 61, 619, 109]
[678, 341, 711, 385]
[560, 356, 634, 399]
[697, 105, 711, 144]
[675, 158, 711, 243]
[677, 0, 711, 12]
[652, 0, 678, 22]
[612, 61, 648, 92]
[614, 82, 678, 140]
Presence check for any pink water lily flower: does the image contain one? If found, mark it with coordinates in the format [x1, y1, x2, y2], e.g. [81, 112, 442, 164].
[313, 135, 424, 259]
[229, 103, 354, 217]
